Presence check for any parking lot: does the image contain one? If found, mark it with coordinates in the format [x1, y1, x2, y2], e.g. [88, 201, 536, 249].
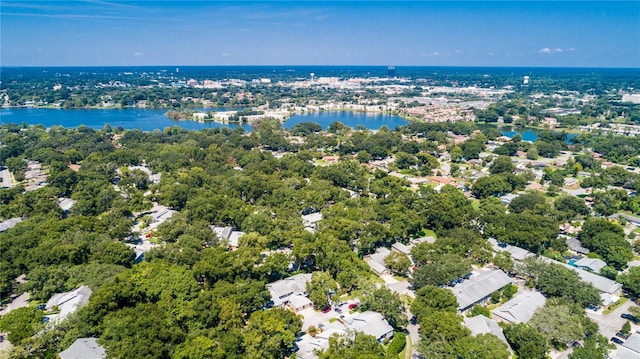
[587, 299, 639, 347]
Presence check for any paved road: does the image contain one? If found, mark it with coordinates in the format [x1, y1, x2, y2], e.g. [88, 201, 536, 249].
[0, 168, 11, 188]
[0, 293, 30, 316]
[587, 299, 640, 348]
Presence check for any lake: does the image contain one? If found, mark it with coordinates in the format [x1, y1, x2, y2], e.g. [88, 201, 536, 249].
[0, 108, 408, 132]
[477, 124, 576, 143]
[0, 108, 251, 132]
[284, 111, 407, 130]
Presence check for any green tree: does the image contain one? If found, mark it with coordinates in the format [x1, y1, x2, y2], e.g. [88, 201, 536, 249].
[243, 308, 302, 359]
[0, 307, 42, 344]
[100, 303, 185, 359]
[621, 320, 631, 334]
[410, 253, 471, 289]
[489, 155, 516, 175]
[307, 272, 338, 309]
[383, 251, 411, 276]
[452, 334, 510, 359]
[411, 285, 458, 321]
[529, 301, 586, 348]
[504, 323, 549, 359]
[317, 331, 391, 359]
[360, 287, 407, 329]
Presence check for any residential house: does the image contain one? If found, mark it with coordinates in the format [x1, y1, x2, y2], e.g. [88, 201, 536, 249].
[611, 333, 640, 359]
[295, 311, 394, 359]
[211, 226, 244, 250]
[266, 273, 313, 309]
[58, 198, 76, 213]
[539, 257, 622, 294]
[46, 285, 92, 323]
[0, 217, 22, 232]
[59, 337, 106, 359]
[488, 238, 535, 262]
[492, 291, 546, 324]
[463, 315, 510, 348]
[573, 257, 607, 274]
[565, 237, 590, 255]
[363, 247, 391, 275]
[450, 269, 512, 311]
[301, 212, 323, 233]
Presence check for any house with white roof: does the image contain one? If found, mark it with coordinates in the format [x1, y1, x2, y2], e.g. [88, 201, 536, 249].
[45, 285, 92, 323]
[59, 337, 105, 359]
[450, 269, 512, 311]
[266, 273, 313, 310]
[0, 217, 22, 232]
[493, 290, 546, 324]
[301, 212, 323, 232]
[211, 226, 244, 250]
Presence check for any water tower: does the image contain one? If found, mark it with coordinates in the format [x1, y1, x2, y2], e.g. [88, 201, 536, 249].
[523, 76, 530, 85]
[310, 73, 315, 82]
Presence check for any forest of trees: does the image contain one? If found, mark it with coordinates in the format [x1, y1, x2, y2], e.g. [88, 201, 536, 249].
[0, 119, 638, 359]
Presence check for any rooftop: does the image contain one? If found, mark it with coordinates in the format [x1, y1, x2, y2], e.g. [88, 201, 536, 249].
[463, 315, 509, 345]
[492, 290, 546, 324]
[450, 269, 512, 311]
[59, 337, 106, 359]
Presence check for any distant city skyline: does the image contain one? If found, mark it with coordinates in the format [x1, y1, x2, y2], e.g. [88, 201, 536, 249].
[1, 1, 639, 68]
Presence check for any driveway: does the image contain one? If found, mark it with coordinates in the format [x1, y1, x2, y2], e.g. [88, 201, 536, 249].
[299, 301, 355, 331]
[587, 300, 640, 346]
[0, 293, 30, 316]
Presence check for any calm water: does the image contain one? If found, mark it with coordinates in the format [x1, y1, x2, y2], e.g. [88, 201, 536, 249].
[0, 108, 251, 131]
[283, 111, 408, 130]
[0, 108, 408, 131]
[477, 124, 576, 143]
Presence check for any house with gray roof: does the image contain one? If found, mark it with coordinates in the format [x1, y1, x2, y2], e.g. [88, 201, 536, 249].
[450, 269, 512, 311]
[463, 315, 510, 347]
[364, 247, 391, 275]
[0, 217, 22, 232]
[539, 257, 623, 294]
[565, 237, 590, 254]
[493, 290, 546, 324]
[391, 242, 411, 256]
[488, 238, 535, 262]
[266, 273, 313, 309]
[295, 311, 393, 359]
[59, 337, 105, 359]
[611, 333, 640, 359]
[574, 257, 607, 274]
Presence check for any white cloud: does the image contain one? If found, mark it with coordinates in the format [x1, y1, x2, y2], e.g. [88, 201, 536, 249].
[540, 47, 563, 54]
[133, 52, 144, 57]
[567, 48, 576, 52]
[222, 53, 230, 57]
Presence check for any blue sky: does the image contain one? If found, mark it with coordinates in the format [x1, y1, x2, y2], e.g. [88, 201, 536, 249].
[1, 1, 639, 67]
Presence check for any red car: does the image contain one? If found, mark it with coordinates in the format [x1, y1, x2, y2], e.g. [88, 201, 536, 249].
[348, 303, 359, 310]
[321, 306, 332, 313]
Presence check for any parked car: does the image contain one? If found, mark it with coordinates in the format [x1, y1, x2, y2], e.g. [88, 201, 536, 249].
[611, 337, 625, 345]
[621, 313, 639, 324]
[348, 303, 359, 310]
[37, 304, 46, 310]
[616, 332, 630, 340]
[321, 306, 332, 313]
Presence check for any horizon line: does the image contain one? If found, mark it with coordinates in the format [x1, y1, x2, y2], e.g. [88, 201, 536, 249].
[2, 64, 640, 70]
